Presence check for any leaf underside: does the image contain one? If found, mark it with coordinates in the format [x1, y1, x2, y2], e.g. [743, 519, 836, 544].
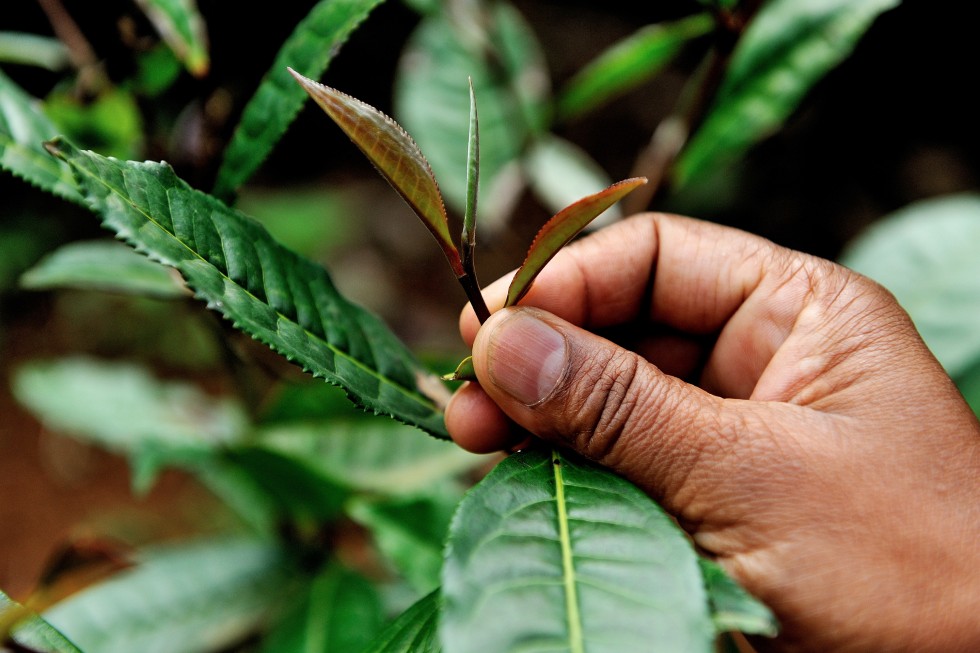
[291, 70, 463, 276]
[47, 138, 449, 437]
[507, 177, 647, 307]
[212, 0, 385, 201]
[441, 447, 714, 653]
[1, 589, 83, 653]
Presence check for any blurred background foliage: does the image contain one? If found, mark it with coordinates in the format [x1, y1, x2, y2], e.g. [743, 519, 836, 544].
[1, 0, 978, 651]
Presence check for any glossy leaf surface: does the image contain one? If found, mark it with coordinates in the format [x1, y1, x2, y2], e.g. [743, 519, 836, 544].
[441, 447, 713, 653]
[258, 563, 383, 653]
[507, 177, 647, 307]
[19, 240, 187, 298]
[394, 1, 548, 220]
[362, 590, 441, 653]
[292, 70, 463, 276]
[557, 13, 714, 122]
[698, 559, 778, 637]
[44, 538, 292, 653]
[134, 0, 209, 76]
[839, 193, 980, 379]
[47, 139, 450, 437]
[0, 69, 81, 204]
[1, 590, 82, 653]
[212, 0, 384, 201]
[674, 0, 900, 188]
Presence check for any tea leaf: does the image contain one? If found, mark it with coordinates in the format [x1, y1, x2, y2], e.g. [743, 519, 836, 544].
[43, 538, 292, 653]
[212, 0, 384, 201]
[558, 13, 714, 122]
[462, 77, 479, 261]
[134, 0, 209, 76]
[442, 356, 474, 382]
[1, 589, 82, 653]
[361, 590, 441, 653]
[674, 0, 900, 188]
[291, 71, 464, 276]
[698, 559, 778, 636]
[47, 138, 450, 438]
[507, 177, 647, 307]
[0, 68, 82, 204]
[441, 447, 714, 652]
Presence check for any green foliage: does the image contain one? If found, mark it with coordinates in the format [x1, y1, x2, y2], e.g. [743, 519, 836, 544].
[674, 0, 902, 188]
[43, 538, 292, 653]
[1, 590, 82, 653]
[19, 240, 187, 298]
[47, 138, 450, 437]
[44, 87, 144, 160]
[699, 559, 778, 636]
[134, 0, 210, 77]
[361, 590, 441, 653]
[0, 32, 70, 71]
[212, 0, 386, 201]
[0, 69, 82, 204]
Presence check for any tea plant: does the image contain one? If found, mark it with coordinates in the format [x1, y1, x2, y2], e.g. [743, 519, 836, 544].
[0, 0, 930, 651]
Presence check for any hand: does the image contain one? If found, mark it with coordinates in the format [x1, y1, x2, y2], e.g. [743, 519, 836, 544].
[445, 213, 980, 653]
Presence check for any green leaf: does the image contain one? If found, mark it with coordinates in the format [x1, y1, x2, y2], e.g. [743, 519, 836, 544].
[524, 135, 618, 224]
[361, 589, 441, 653]
[698, 559, 778, 637]
[348, 488, 461, 593]
[956, 358, 980, 418]
[0, 68, 82, 204]
[134, 0, 210, 76]
[394, 1, 549, 220]
[674, 0, 901, 188]
[838, 194, 980, 378]
[19, 239, 187, 298]
[291, 71, 463, 276]
[0, 32, 70, 71]
[557, 13, 714, 122]
[506, 177, 647, 307]
[462, 78, 479, 260]
[441, 355, 474, 382]
[1, 589, 83, 653]
[212, 0, 385, 201]
[46, 138, 450, 438]
[441, 447, 714, 653]
[12, 357, 248, 493]
[259, 563, 383, 653]
[43, 538, 293, 653]
[251, 419, 483, 496]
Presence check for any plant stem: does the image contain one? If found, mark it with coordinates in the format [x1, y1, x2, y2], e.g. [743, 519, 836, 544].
[457, 272, 491, 324]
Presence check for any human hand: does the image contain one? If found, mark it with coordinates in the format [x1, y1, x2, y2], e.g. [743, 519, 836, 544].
[445, 213, 980, 653]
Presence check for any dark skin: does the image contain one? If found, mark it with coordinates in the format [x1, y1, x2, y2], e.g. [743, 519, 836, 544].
[445, 213, 980, 653]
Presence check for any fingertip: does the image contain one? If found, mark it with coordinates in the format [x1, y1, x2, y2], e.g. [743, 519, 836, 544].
[445, 381, 523, 454]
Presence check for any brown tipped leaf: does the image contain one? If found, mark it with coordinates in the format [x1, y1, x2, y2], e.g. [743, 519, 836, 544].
[506, 177, 647, 307]
[290, 68, 464, 276]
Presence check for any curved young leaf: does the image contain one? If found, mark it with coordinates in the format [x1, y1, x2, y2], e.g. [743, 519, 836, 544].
[698, 559, 778, 637]
[674, 0, 901, 188]
[557, 13, 714, 122]
[0, 68, 82, 204]
[43, 538, 293, 653]
[1, 590, 83, 653]
[46, 139, 450, 438]
[19, 240, 188, 298]
[361, 590, 441, 653]
[394, 1, 549, 220]
[134, 0, 209, 76]
[291, 70, 463, 276]
[259, 563, 383, 653]
[507, 177, 647, 307]
[441, 447, 714, 653]
[212, 0, 384, 201]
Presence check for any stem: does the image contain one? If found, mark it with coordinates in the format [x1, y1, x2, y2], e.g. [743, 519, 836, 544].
[458, 272, 491, 324]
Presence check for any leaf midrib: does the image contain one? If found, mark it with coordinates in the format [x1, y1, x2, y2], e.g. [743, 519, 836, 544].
[552, 448, 584, 653]
[69, 155, 439, 414]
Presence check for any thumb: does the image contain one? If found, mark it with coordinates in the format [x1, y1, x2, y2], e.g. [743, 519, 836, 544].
[472, 307, 724, 499]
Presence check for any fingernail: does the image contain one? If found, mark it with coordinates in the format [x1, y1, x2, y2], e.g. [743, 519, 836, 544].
[487, 310, 567, 406]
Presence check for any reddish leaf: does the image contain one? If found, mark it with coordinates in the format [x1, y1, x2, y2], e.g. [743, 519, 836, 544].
[506, 177, 647, 307]
[290, 68, 464, 276]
